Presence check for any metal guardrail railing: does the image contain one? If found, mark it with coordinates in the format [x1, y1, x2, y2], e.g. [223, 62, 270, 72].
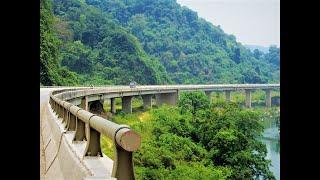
[49, 89, 141, 180]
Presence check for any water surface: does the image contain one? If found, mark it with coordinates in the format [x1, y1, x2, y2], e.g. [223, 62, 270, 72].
[261, 116, 280, 179]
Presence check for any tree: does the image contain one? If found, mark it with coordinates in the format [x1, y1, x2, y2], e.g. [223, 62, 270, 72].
[178, 91, 210, 116]
[233, 47, 241, 63]
[61, 41, 94, 74]
[253, 49, 263, 59]
[40, 0, 79, 85]
[265, 45, 280, 66]
[128, 14, 148, 39]
[40, 0, 62, 85]
[196, 103, 275, 179]
[132, 92, 275, 179]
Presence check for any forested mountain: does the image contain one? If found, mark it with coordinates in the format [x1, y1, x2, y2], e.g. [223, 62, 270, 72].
[84, 0, 280, 84]
[40, 0, 79, 85]
[51, 0, 171, 85]
[41, 0, 280, 85]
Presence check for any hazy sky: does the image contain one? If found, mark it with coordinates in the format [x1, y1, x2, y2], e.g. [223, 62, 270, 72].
[177, 0, 280, 47]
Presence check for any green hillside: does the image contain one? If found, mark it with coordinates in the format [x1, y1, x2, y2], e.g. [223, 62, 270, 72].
[41, 0, 279, 86]
[85, 0, 280, 84]
[40, 0, 79, 85]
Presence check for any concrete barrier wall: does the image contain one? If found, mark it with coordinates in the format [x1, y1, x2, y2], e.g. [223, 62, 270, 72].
[43, 98, 115, 180]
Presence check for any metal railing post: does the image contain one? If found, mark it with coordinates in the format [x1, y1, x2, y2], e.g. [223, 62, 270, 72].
[84, 124, 102, 157]
[112, 145, 135, 180]
[62, 105, 68, 126]
[74, 116, 86, 141]
[111, 126, 139, 180]
[58, 105, 63, 118]
[68, 113, 77, 131]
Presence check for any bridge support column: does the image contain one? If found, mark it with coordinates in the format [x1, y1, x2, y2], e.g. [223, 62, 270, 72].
[63, 104, 72, 129]
[265, 89, 272, 108]
[122, 96, 133, 113]
[155, 92, 178, 106]
[85, 126, 102, 157]
[225, 90, 231, 102]
[52, 100, 56, 112]
[74, 115, 86, 141]
[142, 94, 153, 110]
[245, 90, 252, 108]
[58, 104, 63, 118]
[112, 144, 135, 180]
[80, 96, 88, 110]
[68, 113, 76, 131]
[110, 98, 116, 114]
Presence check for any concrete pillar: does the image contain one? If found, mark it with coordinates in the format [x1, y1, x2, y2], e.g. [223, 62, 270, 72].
[142, 94, 153, 110]
[245, 89, 252, 108]
[155, 92, 179, 106]
[225, 90, 231, 102]
[122, 96, 133, 113]
[265, 89, 272, 108]
[89, 100, 105, 115]
[110, 98, 116, 114]
[205, 91, 212, 101]
[80, 96, 88, 110]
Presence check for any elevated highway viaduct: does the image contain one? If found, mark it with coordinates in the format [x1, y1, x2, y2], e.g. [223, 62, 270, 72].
[40, 84, 279, 180]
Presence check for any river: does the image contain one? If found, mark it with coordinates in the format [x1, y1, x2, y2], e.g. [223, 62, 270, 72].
[260, 115, 280, 179]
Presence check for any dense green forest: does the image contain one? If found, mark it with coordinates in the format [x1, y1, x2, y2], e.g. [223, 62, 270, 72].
[40, 0, 80, 85]
[102, 92, 277, 179]
[84, 0, 279, 84]
[40, 0, 279, 86]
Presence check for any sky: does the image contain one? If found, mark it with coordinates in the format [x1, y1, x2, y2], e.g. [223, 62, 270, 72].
[176, 0, 280, 47]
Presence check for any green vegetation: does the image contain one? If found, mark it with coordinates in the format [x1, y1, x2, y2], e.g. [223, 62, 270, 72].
[85, 0, 279, 84]
[102, 92, 277, 179]
[51, 0, 170, 85]
[41, 0, 279, 86]
[40, 0, 79, 85]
